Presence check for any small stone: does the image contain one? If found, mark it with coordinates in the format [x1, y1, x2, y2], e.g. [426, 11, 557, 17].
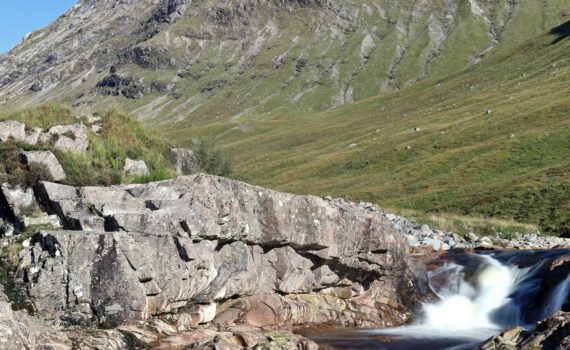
[48, 124, 89, 153]
[446, 239, 456, 248]
[423, 238, 442, 250]
[419, 224, 431, 235]
[0, 120, 26, 142]
[85, 115, 102, 124]
[406, 235, 420, 247]
[123, 158, 149, 177]
[466, 232, 479, 242]
[20, 151, 66, 181]
[91, 124, 102, 133]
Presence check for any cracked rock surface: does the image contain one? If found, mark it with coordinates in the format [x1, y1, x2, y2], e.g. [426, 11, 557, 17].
[6, 174, 428, 348]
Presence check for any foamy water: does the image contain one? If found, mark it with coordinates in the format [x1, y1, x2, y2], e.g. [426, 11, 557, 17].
[311, 249, 570, 350]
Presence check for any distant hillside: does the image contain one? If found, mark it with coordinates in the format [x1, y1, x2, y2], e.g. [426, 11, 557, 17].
[166, 24, 569, 234]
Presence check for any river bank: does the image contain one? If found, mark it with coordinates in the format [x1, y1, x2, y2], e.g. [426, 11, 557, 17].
[1, 176, 568, 349]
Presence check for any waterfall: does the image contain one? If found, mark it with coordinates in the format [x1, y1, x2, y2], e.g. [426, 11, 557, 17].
[543, 271, 570, 318]
[422, 256, 521, 331]
[310, 249, 570, 350]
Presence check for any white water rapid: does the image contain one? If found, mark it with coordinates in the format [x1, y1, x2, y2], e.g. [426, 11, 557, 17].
[310, 249, 570, 350]
[423, 256, 519, 330]
[374, 255, 527, 343]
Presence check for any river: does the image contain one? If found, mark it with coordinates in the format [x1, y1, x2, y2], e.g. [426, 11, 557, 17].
[309, 249, 570, 350]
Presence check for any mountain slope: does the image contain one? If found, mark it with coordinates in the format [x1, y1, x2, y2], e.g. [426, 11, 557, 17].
[166, 24, 570, 232]
[0, 0, 569, 232]
[0, 0, 568, 124]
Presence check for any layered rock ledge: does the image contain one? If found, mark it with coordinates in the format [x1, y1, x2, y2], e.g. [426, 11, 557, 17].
[1, 174, 428, 349]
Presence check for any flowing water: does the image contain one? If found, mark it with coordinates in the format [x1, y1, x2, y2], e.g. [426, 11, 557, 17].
[310, 249, 570, 350]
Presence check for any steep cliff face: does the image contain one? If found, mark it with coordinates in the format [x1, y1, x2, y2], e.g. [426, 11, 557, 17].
[1, 0, 567, 123]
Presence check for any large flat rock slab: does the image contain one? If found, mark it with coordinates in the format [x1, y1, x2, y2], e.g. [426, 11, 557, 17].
[18, 174, 427, 329]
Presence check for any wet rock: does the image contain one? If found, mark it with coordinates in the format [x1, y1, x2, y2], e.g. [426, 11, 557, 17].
[477, 311, 570, 350]
[532, 255, 570, 318]
[476, 326, 528, 350]
[20, 150, 66, 181]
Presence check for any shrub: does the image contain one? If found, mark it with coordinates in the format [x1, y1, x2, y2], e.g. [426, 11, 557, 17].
[195, 141, 233, 177]
[0, 144, 52, 188]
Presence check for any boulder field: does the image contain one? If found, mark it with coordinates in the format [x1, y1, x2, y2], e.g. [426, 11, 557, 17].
[0, 174, 429, 349]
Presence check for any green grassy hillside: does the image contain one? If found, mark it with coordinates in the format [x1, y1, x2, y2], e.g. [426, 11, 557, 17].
[165, 24, 570, 234]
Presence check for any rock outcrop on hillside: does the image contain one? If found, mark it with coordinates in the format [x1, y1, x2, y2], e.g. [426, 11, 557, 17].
[0, 120, 89, 154]
[0, 174, 428, 348]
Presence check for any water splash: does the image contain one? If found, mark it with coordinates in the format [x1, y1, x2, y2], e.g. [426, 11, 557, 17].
[422, 256, 522, 331]
[310, 249, 570, 350]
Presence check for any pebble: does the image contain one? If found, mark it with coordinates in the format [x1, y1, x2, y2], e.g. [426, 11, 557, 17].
[324, 197, 570, 251]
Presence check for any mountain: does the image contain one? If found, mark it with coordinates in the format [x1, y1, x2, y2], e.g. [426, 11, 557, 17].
[0, 0, 567, 120]
[0, 0, 569, 232]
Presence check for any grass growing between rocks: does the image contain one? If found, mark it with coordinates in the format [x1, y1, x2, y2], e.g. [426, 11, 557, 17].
[0, 105, 177, 186]
[61, 109, 178, 186]
[393, 209, 539, 240]
[0, 104, 77, 129]
[0, 142, 54, 188]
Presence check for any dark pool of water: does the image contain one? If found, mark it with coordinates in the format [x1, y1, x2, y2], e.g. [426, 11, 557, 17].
[308, 328, 484, 350]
